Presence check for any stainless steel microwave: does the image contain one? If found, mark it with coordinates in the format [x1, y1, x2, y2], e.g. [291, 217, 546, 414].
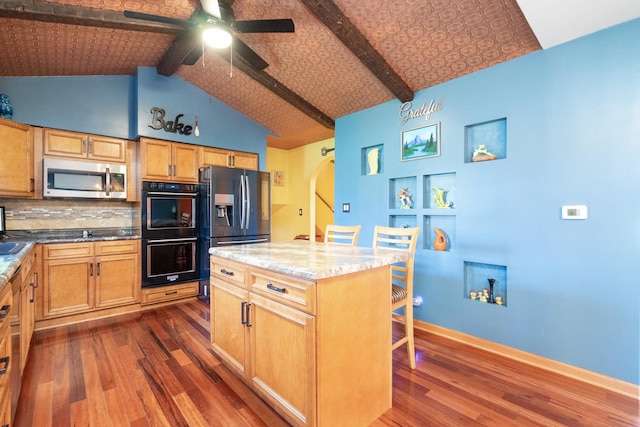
[43, 158, 127, 199]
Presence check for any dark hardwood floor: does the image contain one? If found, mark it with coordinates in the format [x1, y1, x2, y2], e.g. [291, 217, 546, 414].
[14, 300, 639, 426]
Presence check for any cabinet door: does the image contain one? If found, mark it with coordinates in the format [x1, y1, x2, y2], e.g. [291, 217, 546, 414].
[95, 253, 140, 308]
[140, 138, 173, 180]
[200, 146, 231, 168]
[231, 151, 258, 171]
[0, 118, 34, 198]
[248, 293, 316, 426]
[211, 279, 249, 376]
[43, 128, 88, 159]
[172, 142, 199, 182]
[88, 135, 126, 163]
[43, 257, 94, 318]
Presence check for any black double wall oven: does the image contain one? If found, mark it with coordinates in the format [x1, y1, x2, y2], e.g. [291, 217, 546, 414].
[141, 181, 199, 288]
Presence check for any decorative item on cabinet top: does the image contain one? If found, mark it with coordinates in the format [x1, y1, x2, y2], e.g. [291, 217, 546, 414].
[0, 94, 13, 119]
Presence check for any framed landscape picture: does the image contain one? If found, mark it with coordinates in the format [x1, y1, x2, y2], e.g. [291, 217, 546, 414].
[401, 122, 441, 161]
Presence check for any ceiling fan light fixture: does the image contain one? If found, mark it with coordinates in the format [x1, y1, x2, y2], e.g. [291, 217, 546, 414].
[203, 27, 232, 48]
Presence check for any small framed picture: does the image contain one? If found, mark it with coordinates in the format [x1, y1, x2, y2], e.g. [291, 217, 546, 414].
[273, 170, 284, 186]
[401, 122, 441, 161]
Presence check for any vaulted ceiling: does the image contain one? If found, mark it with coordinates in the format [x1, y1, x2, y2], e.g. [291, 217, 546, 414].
[1, 0, 638, 149]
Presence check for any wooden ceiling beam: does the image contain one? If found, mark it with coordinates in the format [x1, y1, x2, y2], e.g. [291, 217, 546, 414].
[229, 54, 335, 130]
[0, 0, 182, 34]
[298, 0, 414, 103]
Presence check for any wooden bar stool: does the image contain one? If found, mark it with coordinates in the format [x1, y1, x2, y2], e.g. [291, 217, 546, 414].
[373, 225, 420, 369]
[324, 224, 361, 246]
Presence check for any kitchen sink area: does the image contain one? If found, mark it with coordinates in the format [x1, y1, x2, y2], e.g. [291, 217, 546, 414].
[0, 241, 26, 256]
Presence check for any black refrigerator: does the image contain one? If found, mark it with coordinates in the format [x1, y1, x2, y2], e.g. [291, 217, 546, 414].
[198, 165, 271, 301]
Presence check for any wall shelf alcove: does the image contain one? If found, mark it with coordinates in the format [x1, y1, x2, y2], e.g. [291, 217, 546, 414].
[361, 144, 384, 176]
[423, 215, 456, 251]
[464, 261, 507, 306]
[389, 176, 417, 210]
[465, 118, 507, 163]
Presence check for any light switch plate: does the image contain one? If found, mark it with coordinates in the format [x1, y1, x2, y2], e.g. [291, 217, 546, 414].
[562, 205, 588, 219]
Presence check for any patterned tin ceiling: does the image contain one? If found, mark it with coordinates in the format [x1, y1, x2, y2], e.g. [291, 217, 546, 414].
[0, 0, 543, 149]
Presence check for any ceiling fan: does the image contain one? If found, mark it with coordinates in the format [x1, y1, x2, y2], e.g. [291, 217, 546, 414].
[123, 0, 294, 71]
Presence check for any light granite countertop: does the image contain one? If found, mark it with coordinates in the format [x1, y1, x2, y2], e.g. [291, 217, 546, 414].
[209, 240, 409, 280]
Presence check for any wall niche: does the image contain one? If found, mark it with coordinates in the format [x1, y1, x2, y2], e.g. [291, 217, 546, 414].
[464, 117, 507, 163]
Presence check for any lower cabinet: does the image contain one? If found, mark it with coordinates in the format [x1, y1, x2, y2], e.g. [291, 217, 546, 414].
[0, 278, 12, 425]
[42, 240, 140, 319]
[211, 254, 396, 427]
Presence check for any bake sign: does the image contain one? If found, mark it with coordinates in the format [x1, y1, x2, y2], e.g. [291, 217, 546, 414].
[148, 107, 193, 135]
[398, 97, 444, 126]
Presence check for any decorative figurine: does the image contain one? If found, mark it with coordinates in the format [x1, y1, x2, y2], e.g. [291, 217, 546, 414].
[487, 278, 496, 304]
[470, 290, 477, 300]
[478, 292, 488, 303]
[471, 144, 497, 162]
[0, 94, 13, 119]
[396, 188, 412, 209]
[432, 187, 453, 208]
[433, 227, 447, 251]
[495, 296, 503, 305]
[367, 148, 379, 175]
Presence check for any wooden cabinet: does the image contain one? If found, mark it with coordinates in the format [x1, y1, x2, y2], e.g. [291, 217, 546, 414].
[139, 138, 199, 182]
[210, 254, 392, 426]
[18, 246, 38, 375]
[44, 128, 126, 163]
[0, 278, 12, 426]
[200, 146, 258, 170]
[42, 240, 140, 319]
[141, 281, 199, 306]
[0, 117, 34, 198]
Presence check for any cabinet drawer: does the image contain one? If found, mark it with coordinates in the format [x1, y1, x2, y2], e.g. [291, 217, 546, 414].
[44, 242, 93, 259]
[95, 239, 139, 255]
[211, 258, 247, 288]
[250, 269, 316, 315]
[141, 282, 198, 305]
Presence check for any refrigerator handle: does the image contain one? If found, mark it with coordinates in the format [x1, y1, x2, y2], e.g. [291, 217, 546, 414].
[245, 173, 251, 229]
[240, 174, 246, 230]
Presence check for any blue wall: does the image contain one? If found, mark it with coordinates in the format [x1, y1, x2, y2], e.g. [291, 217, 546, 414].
[0, 67, 270, 170]
[334, 19, 640, 385]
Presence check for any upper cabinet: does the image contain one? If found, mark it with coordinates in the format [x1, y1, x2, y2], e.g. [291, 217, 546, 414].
[44, 128, 126, 163]
[200, 146, 258, 171]
[0, 118, 35, 198]
[139, 138, 199, 183]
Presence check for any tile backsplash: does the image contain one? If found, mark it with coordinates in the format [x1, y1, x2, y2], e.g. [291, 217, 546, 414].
[0, 198, 138, 230]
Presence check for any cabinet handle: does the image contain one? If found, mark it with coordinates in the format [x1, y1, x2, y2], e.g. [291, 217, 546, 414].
[168, 164, 172, 176]
[90, 263, 94, 277]
[266, 283, 286, 294]
[241, 301, 252, 326]
[165, 290, 178, 296]
[0, 305, 9, 319]
[97, 262, 101, 276]
[173, 164, 177, 176]
[30, 272, 38, 303]
[30, 178, 34, 192]
[220, 269, 234, 276]
[88, 139, 93, 154]
[245, 302, 252, 327]
[82, 139, 87, 153]
[0, 356, 9, 375]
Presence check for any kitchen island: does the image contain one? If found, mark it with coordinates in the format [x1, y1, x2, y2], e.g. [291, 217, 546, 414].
[209, 240, 409, 427]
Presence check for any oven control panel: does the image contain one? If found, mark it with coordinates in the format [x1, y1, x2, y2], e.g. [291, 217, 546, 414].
[143, 181, 197, 192]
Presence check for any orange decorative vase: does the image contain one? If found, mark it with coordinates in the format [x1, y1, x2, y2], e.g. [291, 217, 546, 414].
[433, 227, 447, 251]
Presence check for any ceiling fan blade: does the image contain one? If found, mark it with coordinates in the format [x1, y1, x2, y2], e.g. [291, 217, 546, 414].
[123, 10, 194, 28]
[200, 0, 222, 19]
[233, 37, 268, 70]
[232, 19, 295, 33]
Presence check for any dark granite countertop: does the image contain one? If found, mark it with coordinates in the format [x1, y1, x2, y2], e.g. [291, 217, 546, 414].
[0, 228, 140, 292]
